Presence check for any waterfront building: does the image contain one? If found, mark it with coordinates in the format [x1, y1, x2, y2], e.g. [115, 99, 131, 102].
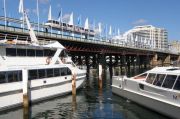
[112, 25, 168, 50]
[169, 40, 180, 53]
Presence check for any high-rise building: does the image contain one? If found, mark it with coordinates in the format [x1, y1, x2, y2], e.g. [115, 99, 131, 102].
[113, 25, 168, 50]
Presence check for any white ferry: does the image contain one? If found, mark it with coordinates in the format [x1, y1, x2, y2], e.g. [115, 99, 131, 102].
[112, 67, 180, 119]
[0, 11, 86, 111]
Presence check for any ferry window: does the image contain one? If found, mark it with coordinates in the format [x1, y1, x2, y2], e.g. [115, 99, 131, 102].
[18, 71, 22, 81]
[134, 73, 147, 79]
[0, 72, 6, 83]
[153, 74, 166, 86]
[29, 70, 38, 80]
[67, 68, 71, 75]
[44, 49, 50, 56]
[38, 69, 46, 79]
[17, 49, 26, 56]
[146, 73, 156, 84]
[36, 49, 43, 56]
[61, 68, 67, 76]
[7, 71, 19, 82]
[54, 68, 60, 77]
[6, 48, 16, 56]
[162, 75, 177, 89]
[46, 68, 53, 78]
[174, 76, 180, 90]
[44, 50, 55, 56]
[27, 49, 35, 56]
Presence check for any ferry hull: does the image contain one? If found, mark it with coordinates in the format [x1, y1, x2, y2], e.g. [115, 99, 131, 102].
[0, 76, 86, 111]
[112, 83, 180, 119]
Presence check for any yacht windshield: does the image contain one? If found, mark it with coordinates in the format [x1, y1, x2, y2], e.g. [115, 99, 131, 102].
[146, 73, 156, 84]
[153, 74, 166, 86]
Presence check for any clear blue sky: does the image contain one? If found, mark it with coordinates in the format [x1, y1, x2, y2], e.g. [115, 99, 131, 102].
[0, 0, 180, 40]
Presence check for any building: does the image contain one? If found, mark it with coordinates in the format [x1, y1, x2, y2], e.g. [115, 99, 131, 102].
[169, 40, 180, 53]
[112, 25, 168, 50]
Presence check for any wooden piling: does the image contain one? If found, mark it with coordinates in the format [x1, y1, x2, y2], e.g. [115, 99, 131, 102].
[99, 64, 103, 89]
[22, 69, 29, 119]
[72, 71, 76, 96]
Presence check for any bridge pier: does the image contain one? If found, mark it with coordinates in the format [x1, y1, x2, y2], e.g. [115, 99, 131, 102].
[136, 54, 140, 70]
[163, 55, 171, 66]
[151, 53, 158, 67]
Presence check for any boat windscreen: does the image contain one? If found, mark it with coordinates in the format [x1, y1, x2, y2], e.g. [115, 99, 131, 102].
[134, 73, 147, 80]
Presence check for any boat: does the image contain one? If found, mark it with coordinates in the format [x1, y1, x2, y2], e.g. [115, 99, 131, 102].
[112, 66, 180, 119]
[0, 11, 86, 111]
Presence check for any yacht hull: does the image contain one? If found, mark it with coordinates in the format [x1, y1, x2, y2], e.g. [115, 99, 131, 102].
[112, 76, 180, 119]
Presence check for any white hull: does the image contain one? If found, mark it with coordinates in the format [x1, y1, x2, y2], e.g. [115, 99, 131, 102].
[112, 86, 180, 119]
[0, 75, 86, 111]
[112, 75, 180, 119]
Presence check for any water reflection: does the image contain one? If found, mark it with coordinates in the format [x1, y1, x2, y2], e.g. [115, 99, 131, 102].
[0, 67, 170, 119]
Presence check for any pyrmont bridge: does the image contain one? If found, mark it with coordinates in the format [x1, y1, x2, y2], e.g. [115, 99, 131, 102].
[0, 16, 179, 73]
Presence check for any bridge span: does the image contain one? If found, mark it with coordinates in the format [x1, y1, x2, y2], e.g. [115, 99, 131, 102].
[0, 23, 179, 72]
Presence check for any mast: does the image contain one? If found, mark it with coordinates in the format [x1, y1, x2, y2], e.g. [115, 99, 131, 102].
[24, 11, 39, 44]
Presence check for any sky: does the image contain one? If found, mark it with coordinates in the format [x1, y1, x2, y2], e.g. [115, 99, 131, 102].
[0, 0, 180, 40]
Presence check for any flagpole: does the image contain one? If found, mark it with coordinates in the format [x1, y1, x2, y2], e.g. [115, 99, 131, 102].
[3, 0, 6, 30]
[37, 0, 39, 34]
[106, 24, 107, 42]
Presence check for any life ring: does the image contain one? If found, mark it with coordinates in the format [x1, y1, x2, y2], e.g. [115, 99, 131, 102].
[46, 57, 52, 64]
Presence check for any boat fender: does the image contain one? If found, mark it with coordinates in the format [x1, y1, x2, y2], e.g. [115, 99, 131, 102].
[46, 57, 52, 64]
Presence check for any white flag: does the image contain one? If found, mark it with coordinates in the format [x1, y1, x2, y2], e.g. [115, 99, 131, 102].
[84, 18, 89, 29]
[98, 22, 101, 33]
[19, 0, 24, 13]
[68, 12, 73, 26]
[118, 28, 120, 35]
[109, 25, 112, 35]
[48, 5, 52, 20]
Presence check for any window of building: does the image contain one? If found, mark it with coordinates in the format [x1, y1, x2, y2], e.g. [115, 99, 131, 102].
[153, 74, 166, 86]
[173, 76, 180, 91]
[162, 75, 177, 89]
[146, 73, 156, 84]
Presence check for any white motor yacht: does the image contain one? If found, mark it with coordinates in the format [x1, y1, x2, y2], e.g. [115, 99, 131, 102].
[112, 66, 180, 119]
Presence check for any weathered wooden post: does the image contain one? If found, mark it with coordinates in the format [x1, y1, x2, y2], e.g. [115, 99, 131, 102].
[22, 69, 29, 119]
[99, 64, 103, 89]
[71, 68, 77, 112]
[72, 70, 76, 96]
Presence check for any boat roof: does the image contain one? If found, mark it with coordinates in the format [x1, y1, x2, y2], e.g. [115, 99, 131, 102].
[0, 64, 69, 72]
[146, 66, 180, 75]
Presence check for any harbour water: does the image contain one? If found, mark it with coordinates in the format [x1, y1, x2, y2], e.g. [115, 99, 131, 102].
[0, 68, 170, 119]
